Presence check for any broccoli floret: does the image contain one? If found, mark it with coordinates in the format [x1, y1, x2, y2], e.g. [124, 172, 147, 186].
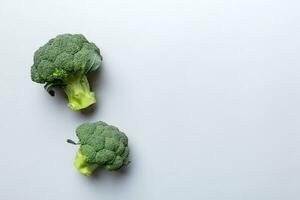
[31, 34, 102, 110]
[68, 121, 130, 176]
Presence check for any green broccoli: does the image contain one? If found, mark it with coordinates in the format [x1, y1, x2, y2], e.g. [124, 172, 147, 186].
[31, 34, 102, 110]
[67, 121, 130, 176]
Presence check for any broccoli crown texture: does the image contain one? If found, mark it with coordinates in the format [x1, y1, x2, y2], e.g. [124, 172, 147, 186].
[31, 33, 102, 84]
[74, 121, 129, 175]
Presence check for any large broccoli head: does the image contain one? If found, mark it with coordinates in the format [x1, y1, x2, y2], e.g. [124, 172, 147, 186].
[68, 121, 130, 176]
[31, 34, 102, 110]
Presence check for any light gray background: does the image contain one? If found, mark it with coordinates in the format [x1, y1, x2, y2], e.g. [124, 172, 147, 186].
[0, 0, 299, 199]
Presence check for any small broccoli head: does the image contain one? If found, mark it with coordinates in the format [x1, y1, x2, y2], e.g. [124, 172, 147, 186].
[69, 121, 130, 176]
[30, 34, 102, 110]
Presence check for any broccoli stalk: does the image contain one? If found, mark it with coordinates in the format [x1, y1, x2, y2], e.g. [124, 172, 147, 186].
[63, 74, 96, 110]
[74, 150, 98, 176]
